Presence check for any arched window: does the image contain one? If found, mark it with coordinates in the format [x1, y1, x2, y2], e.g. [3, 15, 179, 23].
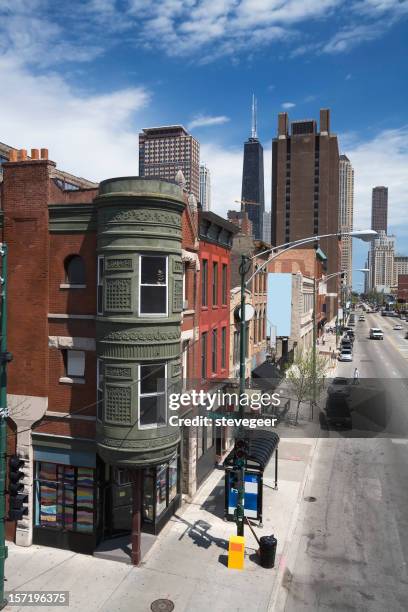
[65, 255, 86, 285]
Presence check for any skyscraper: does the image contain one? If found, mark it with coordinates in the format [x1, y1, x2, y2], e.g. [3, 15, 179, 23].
[199, 164, 211, 211]
[339, 155, 354, 287]
[139, 125, 200, 200]
[371, 186, 388, 233]
[241, 95, 265, 240]
[271, 109, 340, 302]
[262, 211, 271, 244]
[368, 230, 395, 292]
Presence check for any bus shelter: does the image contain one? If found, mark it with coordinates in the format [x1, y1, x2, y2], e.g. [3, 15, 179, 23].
[223, 430, 280, 526]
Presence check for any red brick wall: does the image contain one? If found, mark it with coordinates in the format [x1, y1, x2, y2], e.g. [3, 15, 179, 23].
[199, 241, 231, 381]
[2, 160, 52, 397]
[49, 232, 97, 314]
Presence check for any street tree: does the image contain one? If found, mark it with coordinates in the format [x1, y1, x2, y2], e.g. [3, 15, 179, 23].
[285, 349, 329, 425]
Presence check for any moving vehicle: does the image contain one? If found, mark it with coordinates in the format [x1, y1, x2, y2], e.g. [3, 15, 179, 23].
[359, 316, 365, 321]
[338, 348, 353, 361]
[369, 328, 383, 340]
[393, 324, 403, 330]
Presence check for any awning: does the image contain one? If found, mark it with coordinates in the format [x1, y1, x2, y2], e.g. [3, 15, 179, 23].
[223, 430, 280, 472]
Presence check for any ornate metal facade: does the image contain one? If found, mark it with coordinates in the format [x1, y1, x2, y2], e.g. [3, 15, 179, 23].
[95, 178, 185, 466]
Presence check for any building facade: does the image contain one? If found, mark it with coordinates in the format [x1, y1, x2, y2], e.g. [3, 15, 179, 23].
[199, 164, 211, 211]
[271, 109, 340, 318]
[1, 148, 229, 562]
[139, 126, 200, 201]
[368, 230, 395, 292]
[371, 186, 388, 233]
[262, 211, 271, 244]
[393, 256, 408, 287]
[339, 155, 354, 287]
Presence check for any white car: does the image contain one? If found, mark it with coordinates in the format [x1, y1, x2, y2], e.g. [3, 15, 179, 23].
[370, 328, 384, 340]
[338, 349, 353, 362]
[393, 324, 403, 330]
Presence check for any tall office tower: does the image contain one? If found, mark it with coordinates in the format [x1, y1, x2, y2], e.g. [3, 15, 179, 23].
[241, 95, 265, 240]
[339, 155, 354, 287]
[139, 125, 200, 200]
[271, 109, 340, 300]
[371, 186, 388, 233]
[368, 230, 395, 292]
[262, 211, 271, 244]
[199, 164, 211, 210]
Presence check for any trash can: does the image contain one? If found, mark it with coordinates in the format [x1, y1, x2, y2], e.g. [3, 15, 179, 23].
[259, 535, 277, 568]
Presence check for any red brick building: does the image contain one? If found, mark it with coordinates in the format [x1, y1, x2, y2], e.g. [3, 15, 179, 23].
[0, 147, 237, 559]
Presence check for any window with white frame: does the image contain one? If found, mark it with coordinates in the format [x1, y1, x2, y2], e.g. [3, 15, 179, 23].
[139, 255, 168, 316]
[139, 363, 166, 427]
[97, 255, 104, 315]
[64, 350, 85, 381]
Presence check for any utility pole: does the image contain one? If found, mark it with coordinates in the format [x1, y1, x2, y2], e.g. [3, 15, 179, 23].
[235, 254, 249, 537]
[0, 244, 9, 609]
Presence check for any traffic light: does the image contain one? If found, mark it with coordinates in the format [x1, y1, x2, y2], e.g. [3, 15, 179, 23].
[8, 455, 28, 521]
[234, 438, 249, 465]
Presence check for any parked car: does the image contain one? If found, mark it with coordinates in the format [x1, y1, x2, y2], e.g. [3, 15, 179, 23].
[327, 377, 351, 398]
[370, 328, 383, 339]
[338, 349, 353, 361]
[321, 396, 352, 429]
[405, 331, 408, 339]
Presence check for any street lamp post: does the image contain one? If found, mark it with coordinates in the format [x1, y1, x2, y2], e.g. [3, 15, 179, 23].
[234, 230, 377, 536]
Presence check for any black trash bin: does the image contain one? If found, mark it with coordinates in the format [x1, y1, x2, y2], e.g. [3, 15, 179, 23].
[259, 535, 277, 568]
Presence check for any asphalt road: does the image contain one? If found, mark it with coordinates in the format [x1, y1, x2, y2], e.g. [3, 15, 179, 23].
[281, 310, 408, 612]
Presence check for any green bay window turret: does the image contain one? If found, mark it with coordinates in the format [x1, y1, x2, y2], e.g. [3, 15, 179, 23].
[95, 178, 185, 467]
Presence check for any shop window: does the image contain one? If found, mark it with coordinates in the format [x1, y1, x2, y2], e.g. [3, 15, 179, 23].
[139, 363, 166, 428]
[156, 464, 167, 516]
[35, 462, 94, 533]
[65, 255, 86, 285]
[97, 255, 104, 315]
[168, 457, 178, 502]
[139, 255, 168, 316]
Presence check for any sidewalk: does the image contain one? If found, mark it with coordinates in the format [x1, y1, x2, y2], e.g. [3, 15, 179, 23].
[4, 438, 318, 612]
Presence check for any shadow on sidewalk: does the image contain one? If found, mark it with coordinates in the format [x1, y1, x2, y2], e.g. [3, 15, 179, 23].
[174, 513, 228, 554]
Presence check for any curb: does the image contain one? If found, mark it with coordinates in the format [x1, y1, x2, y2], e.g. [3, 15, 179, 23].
[266, 436, 320, 612]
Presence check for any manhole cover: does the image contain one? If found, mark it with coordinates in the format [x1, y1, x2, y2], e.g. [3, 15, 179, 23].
[151, 600, 175, 612]
[304, 496, 317, 502]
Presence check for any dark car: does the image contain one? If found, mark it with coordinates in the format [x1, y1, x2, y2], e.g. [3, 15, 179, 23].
[321, 396, 352, 429]
[327, 377, 351, 398]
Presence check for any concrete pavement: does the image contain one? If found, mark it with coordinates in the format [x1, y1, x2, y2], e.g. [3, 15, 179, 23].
[4, 438, 318, 612]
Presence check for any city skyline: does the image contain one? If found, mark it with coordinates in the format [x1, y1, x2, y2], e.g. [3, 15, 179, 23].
[0, 1, 407, 286]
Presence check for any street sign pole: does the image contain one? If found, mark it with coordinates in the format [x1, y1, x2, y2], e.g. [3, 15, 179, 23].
[0, 244, 9, 609]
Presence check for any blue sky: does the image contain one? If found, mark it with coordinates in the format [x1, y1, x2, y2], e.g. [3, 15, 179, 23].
[1, 0, 408, 284]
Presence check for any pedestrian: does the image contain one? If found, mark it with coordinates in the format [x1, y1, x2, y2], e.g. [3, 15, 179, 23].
[332, 349, 336, 362]
[353, 367, 360, 385]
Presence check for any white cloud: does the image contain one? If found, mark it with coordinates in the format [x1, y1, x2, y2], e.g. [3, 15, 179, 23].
[282, 102, 296, 109]
[200, 140, 272, 217]
[345, 127, 408, 232]
[0, 56, 149, 181]
[323, 23, 382, 53]
[188, 115, 230, 130]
